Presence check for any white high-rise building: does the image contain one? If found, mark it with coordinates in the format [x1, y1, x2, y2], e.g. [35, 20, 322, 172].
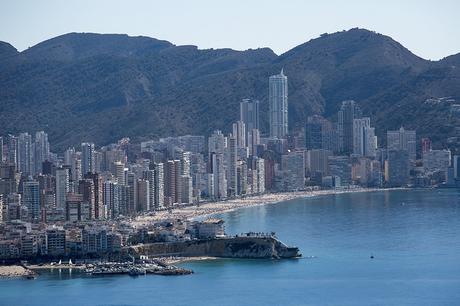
[153, 163, 164, 209]
[254, 157, 265, 194]
[269, 69, 288, 138]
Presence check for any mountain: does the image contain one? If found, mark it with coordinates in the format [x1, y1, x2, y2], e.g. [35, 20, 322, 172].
[0, 41, 18, 60]
[0, 28, 459, 151]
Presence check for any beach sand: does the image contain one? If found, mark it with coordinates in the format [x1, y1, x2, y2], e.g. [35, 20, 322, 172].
[134, 188, 393, 226]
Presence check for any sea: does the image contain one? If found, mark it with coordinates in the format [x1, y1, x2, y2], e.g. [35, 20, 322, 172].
[1, 189, 460, 306]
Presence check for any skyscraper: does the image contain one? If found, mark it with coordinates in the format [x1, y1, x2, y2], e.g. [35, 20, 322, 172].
[103, 181, 120, 218]
[305, 115, 324, 150]
[23, 180, 40, 222]
[210, 152, 227, 199]
[164, 160, 181, 206]
[34, 131, 50, 175]
[227, 136, 238, 196]
[387, 127, 416, 162]
[78, 179, 95, 220]
[84, 172, 104, 219]
[208, 130, 226, 156]
[385, 150, 410, 187]
[152, 163, 164, 209]
[281, 152, 305, 191]
[338, 100, 362, 154]
[7, 135, 18, 168]
[269, 69, 288, 138]
[232, 121, 246, 149]
[240, 98, 260, 144]
[135, 179, 149, 212]
[353, 117, 376, 157]
[0, 136, 3, 163]
[55, 167, 70, 209]
[81, 142, 95, 175]
[18, 132, 32, 175]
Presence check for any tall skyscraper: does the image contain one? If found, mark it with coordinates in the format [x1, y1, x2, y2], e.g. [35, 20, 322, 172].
[338, 100, 362, 154]
[232, 121, 246, 149]
[34, 131, 50, 175]
[248, 128, 261, 156]
[0, 136, 3, 163]
[240, 98, 260, 144]
[23, 180, 40, 222]
[281, 152, 305, 191]
[152, 163, 164, 209]
[18, 132, 32, 175]
[81, 142, 95, 175]
[55, 167, 70, 209]
[125, 171, 137, 214]
[78, 179, 95, 220]
[7, 135, 18, 168]
[305, 115, 324, 150]
[387, 127, 416, 162]
[227, 136, 238, 196]
[210, 152, 227, 199]
[353, 118, 376, 157]
[269, 69, 288, 138]
[164, 160, 181, 206]
[208, 130, 226, 156]
[135, 179, 150, 212]
[84, 172, 104, 219]
[103, 181, 120, 218]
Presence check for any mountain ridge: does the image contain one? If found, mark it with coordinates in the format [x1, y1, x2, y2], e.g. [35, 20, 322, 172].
[0, 28, 459, 151]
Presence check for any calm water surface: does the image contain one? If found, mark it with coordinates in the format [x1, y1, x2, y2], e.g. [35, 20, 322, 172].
[1, 189, 460, 306]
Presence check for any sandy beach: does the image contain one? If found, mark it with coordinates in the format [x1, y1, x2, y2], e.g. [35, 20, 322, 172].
[134, 187, 394, 226]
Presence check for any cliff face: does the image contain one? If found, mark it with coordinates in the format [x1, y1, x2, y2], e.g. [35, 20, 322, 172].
[127, 236, 300, 259]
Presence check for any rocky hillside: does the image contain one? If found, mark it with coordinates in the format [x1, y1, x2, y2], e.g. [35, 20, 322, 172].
[0, 28, 459, 150]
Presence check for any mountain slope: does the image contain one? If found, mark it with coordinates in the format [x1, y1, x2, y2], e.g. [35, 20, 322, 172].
[0, 28, 459, 150]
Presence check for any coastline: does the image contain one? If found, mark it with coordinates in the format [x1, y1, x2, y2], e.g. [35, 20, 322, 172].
[0, 265, 37, 279]
[135, 187, 404, 225]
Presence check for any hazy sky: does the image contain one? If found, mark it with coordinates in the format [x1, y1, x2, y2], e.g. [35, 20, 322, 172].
[1, 0, 459, 60]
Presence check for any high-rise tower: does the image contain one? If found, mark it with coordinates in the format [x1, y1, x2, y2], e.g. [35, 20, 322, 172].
[269, 69, 288, 138]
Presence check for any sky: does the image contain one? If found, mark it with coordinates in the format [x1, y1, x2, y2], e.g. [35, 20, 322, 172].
[0, 0, 459, 60]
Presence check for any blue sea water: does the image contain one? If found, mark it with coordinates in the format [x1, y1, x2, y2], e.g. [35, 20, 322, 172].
[1, 189, 460, 306]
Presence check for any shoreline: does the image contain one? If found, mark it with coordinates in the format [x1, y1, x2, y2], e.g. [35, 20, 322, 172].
[0, 265, 37, 279]
[135, 187, 405, 225]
